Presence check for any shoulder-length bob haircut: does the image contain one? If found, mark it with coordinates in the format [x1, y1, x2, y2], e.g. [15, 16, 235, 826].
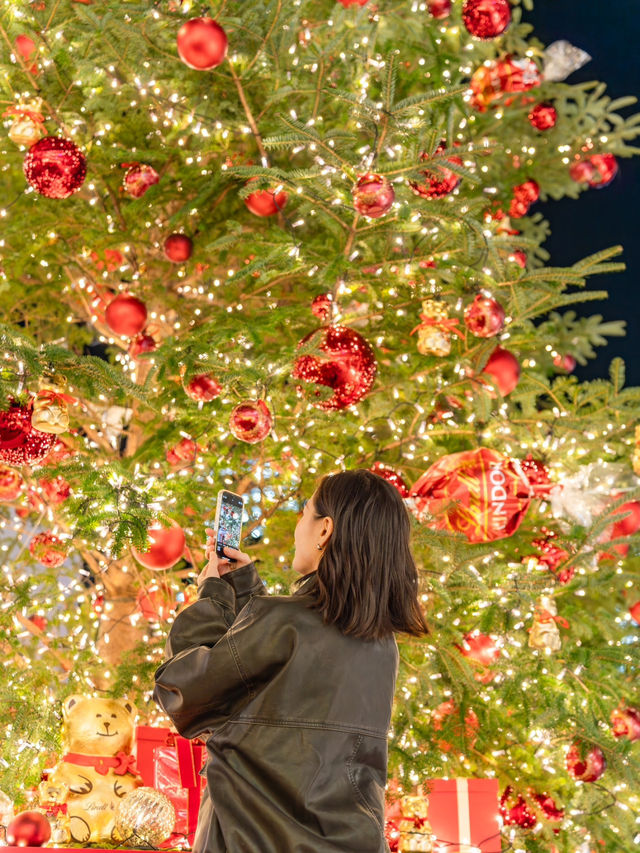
[301, 469, 428, 641]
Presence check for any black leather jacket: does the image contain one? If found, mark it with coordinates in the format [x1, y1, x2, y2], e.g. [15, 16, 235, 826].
[153, 564, 397, 853]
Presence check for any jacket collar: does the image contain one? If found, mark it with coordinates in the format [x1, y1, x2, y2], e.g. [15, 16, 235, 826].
[290, 571, 318, 596]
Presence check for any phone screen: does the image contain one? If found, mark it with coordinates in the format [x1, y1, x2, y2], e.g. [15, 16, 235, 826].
[216, 491, 244, 558]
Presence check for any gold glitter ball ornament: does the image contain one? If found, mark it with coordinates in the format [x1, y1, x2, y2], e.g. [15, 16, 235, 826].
[114, 787, 175, 847]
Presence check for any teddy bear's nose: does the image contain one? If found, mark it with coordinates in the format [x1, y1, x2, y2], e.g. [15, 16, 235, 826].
[103, 721, 111, 732]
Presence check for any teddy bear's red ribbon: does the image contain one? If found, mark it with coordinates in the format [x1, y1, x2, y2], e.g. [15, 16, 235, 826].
[63, 751, 138, 776]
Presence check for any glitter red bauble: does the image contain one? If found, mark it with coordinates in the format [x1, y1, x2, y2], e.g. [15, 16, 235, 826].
[553, 353, 576, 373]
[499, 788, 536, 829]
[428, 0, 452, 18]
[245, 186, 288, 217]
[164, 233, 193, 263]
[410, 447, 531, 543]
[514, 179, 539, 203]
[129, 333, 156, 358]
[611, 706, 640, 741]
[371, 462, 410, 498]
[431, 699, 479, 752]
[166, 437, 201, 467]
[0, 401, 56, 466]
[570, 153, 618, 188]
[528, 103, 557, 131]
[132, 520, 186, 571]
[470, 56, 540, 111]
[123, 163, 159, 198]
[462, 0, 511, 39]
[293, 325, 377, 410]
[39, 475, 70, 504]
[352, 173, 395, 218]
[23, 136, 87, 199]
[105, 293, 147, 337]
[229, 400, 273, 444]
[6, 811, 51, 847]
[464, 293, 505, 337]
[481, 346, 520, 396]
[29, 532, 67, 568]
[630, 601, 640, 624]
[184, 373, 222, 402]
[566, 741, 606, 782]
[177, 18, 228, 70]
[0, 465, 24, 501]
[409, 143, 463, 199]
[311, 293, 333, 321]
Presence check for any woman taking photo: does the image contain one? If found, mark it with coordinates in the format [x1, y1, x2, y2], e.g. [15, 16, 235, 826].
[154, 468, 428, 853]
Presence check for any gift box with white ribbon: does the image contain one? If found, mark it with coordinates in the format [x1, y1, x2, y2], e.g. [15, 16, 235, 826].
[426, 778, 502, 853]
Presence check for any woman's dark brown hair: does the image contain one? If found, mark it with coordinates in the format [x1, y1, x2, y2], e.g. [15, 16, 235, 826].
[300, 468, 428, 641]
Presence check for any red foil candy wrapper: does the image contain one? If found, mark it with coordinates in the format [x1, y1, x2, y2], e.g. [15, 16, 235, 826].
[23, 136, 87, 199]
[293, 325, 377, 410]
[410, 447, 531, 542]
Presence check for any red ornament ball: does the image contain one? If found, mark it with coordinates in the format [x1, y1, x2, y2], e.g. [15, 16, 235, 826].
[528, 103, 557, 131]
[569, 159, 595, 184]
[166, 437, 201, 467]
[462, 0, 511, 39]
[611, 706, 640, 741]
[499, 788, 536, 829]
[566, 741, 606, 782]
[464, 293, 505, 338]
[570, 153, 618, 188]
[229, 400, 273, 444]
[409, 143, 463, 199]
[245, 185, 288, 217]
[481, 346, 520, 396]
[535, 792, 564, 823]
[184, 373, 222, 402]
[29, 532, 67, 568]
[293, 325, 377, 410]
[132, 520, 186, 571]
[311, 293, 334, 321]
[509, 249, 527, 268]
[105, 293, 147, 337]
[128, 333, 156, 359]
[123, 163, 159, 198]
[6, 811, 51, 847]
[0, 465, 24, 501]
[428, 0, 452, 18]
[458, 631, 500, 667]
[514, 178, 540, 203]
[0, 401, 55, 466]
[136, 582, 177, 621]
[371, 462, 410, 498]
[553, 353, 576, 373]
[177, 18, 228, 70]
[39, 475, 71, 504]
[470, 56, 540, 111]
[431, 699, 479, 752]
[352, 173, 395, 218]
[24, 136, 87, 199]
[164, 233, 193, 263]
[630, 601, 640, 624]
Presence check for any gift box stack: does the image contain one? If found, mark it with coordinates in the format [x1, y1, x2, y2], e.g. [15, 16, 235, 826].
[135, 725, 206, 845]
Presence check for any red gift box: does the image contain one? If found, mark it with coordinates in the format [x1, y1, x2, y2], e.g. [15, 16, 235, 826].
[135, 725, 206, 843]
[426, 778, 501, 853]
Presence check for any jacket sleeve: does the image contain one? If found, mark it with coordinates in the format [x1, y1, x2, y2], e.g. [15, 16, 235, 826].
[221, 561, 267, 615]
[153, 577, 293, 739]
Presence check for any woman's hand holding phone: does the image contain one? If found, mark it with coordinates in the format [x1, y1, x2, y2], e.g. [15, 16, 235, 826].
[197, 527, 252, 586]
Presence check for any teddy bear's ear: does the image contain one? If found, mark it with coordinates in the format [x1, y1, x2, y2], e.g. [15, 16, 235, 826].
[120, 699, 137, 718]
[62, 694, 83, 718]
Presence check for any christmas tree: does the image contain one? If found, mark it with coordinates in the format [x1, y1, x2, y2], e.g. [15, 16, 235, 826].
[1, 0, 640, 850]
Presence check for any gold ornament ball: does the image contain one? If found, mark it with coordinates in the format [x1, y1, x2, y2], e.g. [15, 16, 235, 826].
[114, 787, 175, 846]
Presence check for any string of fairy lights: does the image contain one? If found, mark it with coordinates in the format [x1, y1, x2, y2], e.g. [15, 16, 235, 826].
[0, 0, 639, 849]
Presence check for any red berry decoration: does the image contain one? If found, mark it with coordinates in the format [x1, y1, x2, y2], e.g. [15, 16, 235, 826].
[630, 601, 640, 624]
[0, 400, 56, 466]
[184, 373, 222, 402]
[164, 233, 193, 263]
[311, 293, 334, 322]
[177, 18, 228, 70]
[428, 0, 452, 18]
[371, 462, 410, 498]
[105, 293, 147, 337]
[529, 103, 557, 131]
[132, 520, 186, 571]
[566, 741, 606, 782]
[293, 325, 377, 410]
[128, 333, 156, 358]
[0, 465, 24, 501]
[553, 353, 576, 373]
[245, 185, 288, 217]
[462, 0, 511, 39]
[409, 142, 463, 199]
[29, 532, 67, 568]
[229, 400, 273, 444]
[464, 293, 505, 338]
[123, 163, 159, 198]
[39, 475, 71, 504]
[481, 346, 520, 396]
[6, 811, 51, 847]
[352, 173, 395, 219]
[23, 136, 87, 199]
[611, 706, 640, 741]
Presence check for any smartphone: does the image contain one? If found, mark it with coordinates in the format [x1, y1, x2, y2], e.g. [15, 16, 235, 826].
[213, 490, 244, 559]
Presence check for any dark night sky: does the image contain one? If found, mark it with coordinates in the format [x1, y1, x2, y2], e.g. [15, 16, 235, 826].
[524, 1, 640, 385]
